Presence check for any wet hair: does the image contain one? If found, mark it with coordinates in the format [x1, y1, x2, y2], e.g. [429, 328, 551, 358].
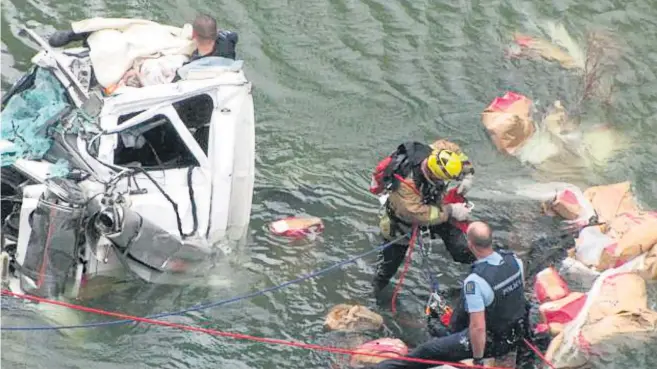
[467, 221, 493, 249]
[193, 14, 217, 41]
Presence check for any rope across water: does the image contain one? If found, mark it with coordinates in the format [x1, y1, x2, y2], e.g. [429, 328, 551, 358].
[1, 289, 513, 369]
[1, 234, 409, 331]
[1, 232, 556, 368]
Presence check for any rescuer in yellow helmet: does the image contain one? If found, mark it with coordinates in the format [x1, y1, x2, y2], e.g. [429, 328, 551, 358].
[369, 139, 476, 298]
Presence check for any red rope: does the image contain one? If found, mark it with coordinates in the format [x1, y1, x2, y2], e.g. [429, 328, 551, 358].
[390, 225, 418, 314]
[385, 226, 558, 369]
[523, 338, 557, 369]
[1, 289, 512, 369]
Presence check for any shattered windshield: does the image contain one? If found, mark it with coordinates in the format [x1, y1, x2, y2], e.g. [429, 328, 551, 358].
[1, 67, 72, 167]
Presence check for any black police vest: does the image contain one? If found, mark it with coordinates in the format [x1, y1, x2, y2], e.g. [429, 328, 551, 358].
[187, 31, 239, 64]
[449, 250, 526, 337]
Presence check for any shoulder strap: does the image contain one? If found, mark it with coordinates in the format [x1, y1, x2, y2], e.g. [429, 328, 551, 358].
[382, 142, 433, 191]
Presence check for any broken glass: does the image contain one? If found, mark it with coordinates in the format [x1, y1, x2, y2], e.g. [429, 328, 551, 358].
[1, 67, 71, 167]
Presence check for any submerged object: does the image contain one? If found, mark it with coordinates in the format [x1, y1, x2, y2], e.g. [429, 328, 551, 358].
[324, 304, 383, 332]
[349, 338, 408, 366]
[481, 93, 628, 184]
[93, 200, 215, 280]
[581, 124, 630, 165]
[1, 18, 255, 302]
[505, 21, 587, 70]
[509, 32, 583, 70]
[269, 216, 324, 239]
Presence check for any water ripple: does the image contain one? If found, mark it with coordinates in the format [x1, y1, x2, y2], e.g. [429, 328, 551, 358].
[3, 0, 657, 368]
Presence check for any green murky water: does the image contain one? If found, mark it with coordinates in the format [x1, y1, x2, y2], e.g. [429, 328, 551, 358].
[2, 1, 657, 368]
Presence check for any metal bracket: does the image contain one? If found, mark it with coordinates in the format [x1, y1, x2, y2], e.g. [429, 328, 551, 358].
[19, 27, 89, 102]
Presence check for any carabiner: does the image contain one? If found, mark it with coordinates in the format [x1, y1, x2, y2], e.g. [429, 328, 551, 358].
[425, 292, 438, 315]
[438, 297, 448, 310]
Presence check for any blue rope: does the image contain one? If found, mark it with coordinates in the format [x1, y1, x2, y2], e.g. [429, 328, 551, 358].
[1, 234, 408, 331]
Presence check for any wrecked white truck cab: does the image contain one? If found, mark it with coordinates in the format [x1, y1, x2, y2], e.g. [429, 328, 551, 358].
[0, 24, 255, 299]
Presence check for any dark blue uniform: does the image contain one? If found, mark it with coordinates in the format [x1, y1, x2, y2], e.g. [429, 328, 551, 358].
[370, 250, 527, 369]
[172, 30, 239, 82]
[187, 30, 238, 62]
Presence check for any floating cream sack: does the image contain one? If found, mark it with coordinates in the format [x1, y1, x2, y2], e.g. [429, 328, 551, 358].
[269, 216, 324, 239]
[534, 267, 571, 303]
[547, 312, 657, 369]
[597, 211, 657, 270]
[324, 304, 384, 332]
[542, 185, 596, 223]
[630, 245, 657, 280]
[578, 312, 657, 358]
[585, 272, 648, 323]
[349, 338, 408, 366]
[510, 33, 582, 70]
[542, 188, 586, 220]
[508, 22, 586, 70]
[545, 270, 657, 368]
[562, 249, 657, 293]
[582, 181, 639, 224]
[481, 92, 535, 156]
[543, 182, 640, 228]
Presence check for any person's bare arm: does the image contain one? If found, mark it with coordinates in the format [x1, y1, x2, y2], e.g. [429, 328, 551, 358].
[469, 311, 486, 360]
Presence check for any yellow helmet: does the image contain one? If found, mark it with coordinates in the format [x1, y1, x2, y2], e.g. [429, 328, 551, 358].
[426, 149, 463, 181]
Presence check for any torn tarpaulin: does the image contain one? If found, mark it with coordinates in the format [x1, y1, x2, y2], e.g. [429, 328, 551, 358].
[1, 68, 70, 167]
[47, 159, 71, 179]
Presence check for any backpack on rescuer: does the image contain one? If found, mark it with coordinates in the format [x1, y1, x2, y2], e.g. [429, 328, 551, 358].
[368, 142, 432, 195]
[369, 156, 396, 195]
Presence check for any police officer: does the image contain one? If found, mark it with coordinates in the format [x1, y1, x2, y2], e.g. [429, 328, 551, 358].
[172, 14, 239, 82]
[372, 139, 475, 297]
[367, 221, 527, 369]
